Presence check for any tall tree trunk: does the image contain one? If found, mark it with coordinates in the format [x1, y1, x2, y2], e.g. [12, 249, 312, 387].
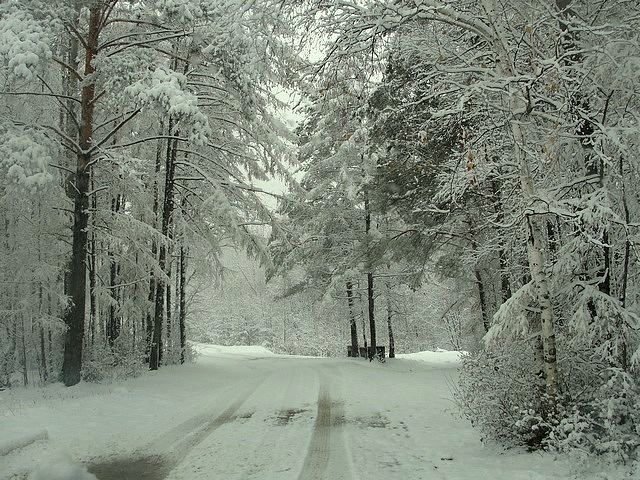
[489, 178, 512, 302]
[62, 6, 100, 387]
[38, 284, 47, 383]
[89, 172, 97, 347]
[21, 317, 28, 387]
[364, 192, 376, 359]
[166, 276, 173, 361]
[358, 286, 367, 354]
[166, 222, 175, 360]
[346, 281, 358, 356]
[483, 0, 560, 401]
[385, 283, 395, 359]
[150, 121, 178, 370]
[179, 243, 187, 364]
[107, 194, 122, 348]
[39, 325, 47, 383]
[617, 155, 631, 371]
[474, 268, 490, 333]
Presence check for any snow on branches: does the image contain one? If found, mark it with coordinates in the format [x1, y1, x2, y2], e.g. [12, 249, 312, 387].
[125, 67, 211, 144]
[0, 1, 52, 81]
[0, 128, 54, 192]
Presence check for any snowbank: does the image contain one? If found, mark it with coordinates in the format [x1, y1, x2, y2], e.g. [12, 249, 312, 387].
[0, 428, 48, 456]
[193, 342, 276, 358]
[395, 349, 466, 366]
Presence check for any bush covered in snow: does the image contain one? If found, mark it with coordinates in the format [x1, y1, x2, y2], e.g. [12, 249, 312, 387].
[455, 344, 555, 448]
[549, 368, 640, 460]
[81, 341, 146, 383]
[456, 341, 640, 459]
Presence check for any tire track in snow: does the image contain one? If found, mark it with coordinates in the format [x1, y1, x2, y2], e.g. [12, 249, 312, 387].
[297, 371, 351, 480]
[89, 380, 262, 480]
[237, 367, 301, 479]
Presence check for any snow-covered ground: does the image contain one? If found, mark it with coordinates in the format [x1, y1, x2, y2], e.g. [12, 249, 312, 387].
[0, 345, 630, 479]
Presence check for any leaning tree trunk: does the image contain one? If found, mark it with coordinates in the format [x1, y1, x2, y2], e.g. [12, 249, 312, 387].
[346, 281, 359, 356]
[62, 6, 100, 387]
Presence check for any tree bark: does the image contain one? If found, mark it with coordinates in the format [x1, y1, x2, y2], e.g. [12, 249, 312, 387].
[364, 192, 376, 359]
[489, 178, 512, 302]
[62, 6, 100, 387]
[358, 285, 367, 354]
[346, 281, 358, 356]
[166, 275, 173, 360]
[38, 283, 47, 383]
[482, 0, 560, 401]
[89, 171, 97, 347]
[150, 121, 178, 370]
[107, 194, 122, 348]
[179, 243, 187, 364]
[474, 268, 490, 333]
[21, 317, 28, 386]
[385, 283, 396, 358]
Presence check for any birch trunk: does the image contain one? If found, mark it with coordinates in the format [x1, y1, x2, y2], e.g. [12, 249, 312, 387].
[482, 0, 559, 401]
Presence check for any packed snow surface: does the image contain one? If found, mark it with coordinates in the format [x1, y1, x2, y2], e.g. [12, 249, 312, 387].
[0, 346, 628, 479]
[30, 454, 97, 480]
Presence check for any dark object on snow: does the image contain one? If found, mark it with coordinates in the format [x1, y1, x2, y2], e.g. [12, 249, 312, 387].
[359, 347, 368, 358]
[368, 346, 385, 361]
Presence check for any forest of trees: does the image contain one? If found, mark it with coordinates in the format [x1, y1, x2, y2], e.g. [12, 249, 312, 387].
[1, 0, 640, 459]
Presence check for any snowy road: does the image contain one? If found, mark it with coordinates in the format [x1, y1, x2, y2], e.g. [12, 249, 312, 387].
[2, 346, 585, 479]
